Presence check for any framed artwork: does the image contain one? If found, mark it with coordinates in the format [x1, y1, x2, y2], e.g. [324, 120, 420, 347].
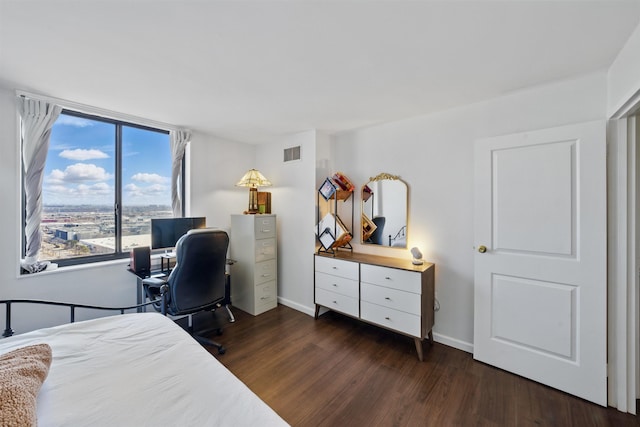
[318, 178, 336, 201]
[319, 228, 336, 250]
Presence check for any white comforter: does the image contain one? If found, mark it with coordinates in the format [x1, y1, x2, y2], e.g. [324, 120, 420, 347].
[0, 313, 289, 426]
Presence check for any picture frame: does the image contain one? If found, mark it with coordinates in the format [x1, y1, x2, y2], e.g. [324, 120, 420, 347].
[318, 178, 336, 201]
[319, 228, 336, 250]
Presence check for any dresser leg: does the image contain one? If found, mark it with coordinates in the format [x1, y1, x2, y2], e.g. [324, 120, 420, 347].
[428, 329, 434, 344]
[314, 304, 320, 320]
[414, 338, 424, 362]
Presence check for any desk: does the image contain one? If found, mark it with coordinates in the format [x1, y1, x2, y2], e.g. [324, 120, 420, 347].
[160, 253, 176, 274]
[129, 264, 235, 321]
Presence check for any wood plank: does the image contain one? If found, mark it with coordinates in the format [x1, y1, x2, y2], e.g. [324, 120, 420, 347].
[203, 305, 640, 426]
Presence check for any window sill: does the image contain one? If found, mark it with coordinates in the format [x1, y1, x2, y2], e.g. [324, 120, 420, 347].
[17, 257, 130, 279]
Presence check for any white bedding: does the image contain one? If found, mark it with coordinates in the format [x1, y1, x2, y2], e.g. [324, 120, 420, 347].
[0, 313, 289, 426]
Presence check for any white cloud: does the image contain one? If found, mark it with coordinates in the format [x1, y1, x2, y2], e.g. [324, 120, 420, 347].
[124, 183, 168, 198]
[56, 115, 94, 128]
[46, 163, 112, 183]
[59, 149, 109, 161]
[44, 182, 113, 198]
[131, 173, 168, 184]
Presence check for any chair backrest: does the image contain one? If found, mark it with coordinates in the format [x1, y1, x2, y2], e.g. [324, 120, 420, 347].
[165, 228, 229, 315]
[369, 216, 386, 245]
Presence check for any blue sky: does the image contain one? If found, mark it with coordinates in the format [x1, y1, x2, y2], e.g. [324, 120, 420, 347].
[45, 113, 171, 206]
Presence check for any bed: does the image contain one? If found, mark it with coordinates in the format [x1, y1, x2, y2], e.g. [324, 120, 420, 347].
[0, 312, 289, 426]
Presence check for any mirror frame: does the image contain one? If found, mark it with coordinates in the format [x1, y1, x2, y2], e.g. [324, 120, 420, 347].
[361, 172, 408, 248]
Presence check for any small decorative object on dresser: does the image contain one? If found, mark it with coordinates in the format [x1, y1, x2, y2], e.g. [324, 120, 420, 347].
[230, 214, 278, 315]
[314, 252, 435, 361]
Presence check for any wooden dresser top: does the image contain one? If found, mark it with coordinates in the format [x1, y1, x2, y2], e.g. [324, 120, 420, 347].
[315, 251, 433, 273]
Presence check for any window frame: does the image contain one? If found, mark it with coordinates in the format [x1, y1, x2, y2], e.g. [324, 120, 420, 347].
[22, 108, 185, 267]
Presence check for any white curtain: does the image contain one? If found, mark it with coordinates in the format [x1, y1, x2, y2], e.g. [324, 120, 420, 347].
[19, 97, 62, 273]
[169, 129, 191, 217]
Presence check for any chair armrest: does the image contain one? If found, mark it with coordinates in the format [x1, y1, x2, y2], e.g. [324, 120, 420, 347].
[142, 277, 166, 289]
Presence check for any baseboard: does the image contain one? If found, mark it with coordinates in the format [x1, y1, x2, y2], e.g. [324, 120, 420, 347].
[277, 298, 475, 354]
[277, 297, 315, 317]
[432, 332, 473, 354]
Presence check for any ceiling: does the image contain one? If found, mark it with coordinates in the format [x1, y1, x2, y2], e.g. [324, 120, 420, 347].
[1, 0, 640, 144]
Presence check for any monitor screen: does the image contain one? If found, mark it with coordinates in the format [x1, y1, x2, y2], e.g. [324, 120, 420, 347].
[151, 217, 206, 250]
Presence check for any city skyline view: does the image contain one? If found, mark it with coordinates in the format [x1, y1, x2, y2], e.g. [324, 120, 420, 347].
[45, 112, 171, 206]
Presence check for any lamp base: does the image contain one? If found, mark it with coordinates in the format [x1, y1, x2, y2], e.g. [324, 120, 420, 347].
[246, 187, 259, 214]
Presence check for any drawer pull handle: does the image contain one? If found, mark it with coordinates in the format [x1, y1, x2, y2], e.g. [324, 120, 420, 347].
[333, 301, 337, 304]
[385, 297, 391, 300]
[385, 316, 390, 320]
[385, 277, 391, 280]
[260, 297, 269, 300]
[262, 229, 271, 233]
[261, 274, 271, 277]
[332, 284, 337, 287]
[332, 266, 337, 269]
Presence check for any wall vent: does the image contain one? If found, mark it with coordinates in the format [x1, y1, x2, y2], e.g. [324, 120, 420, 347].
[284, 146, 301, 162]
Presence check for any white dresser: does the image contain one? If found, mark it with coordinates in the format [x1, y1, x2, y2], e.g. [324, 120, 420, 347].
[314, 252, 434, 360]
[230, 214, 278, 315]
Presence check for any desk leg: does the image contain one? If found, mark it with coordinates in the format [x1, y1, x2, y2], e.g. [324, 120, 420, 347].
[136, 276, 146, 313]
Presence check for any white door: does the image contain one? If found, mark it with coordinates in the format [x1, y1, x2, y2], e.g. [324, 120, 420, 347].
[473, 120, 607, 405]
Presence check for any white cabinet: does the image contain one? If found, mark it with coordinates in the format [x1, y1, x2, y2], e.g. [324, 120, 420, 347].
[231, 215, 277, 315]
[314, 252, 434, 361]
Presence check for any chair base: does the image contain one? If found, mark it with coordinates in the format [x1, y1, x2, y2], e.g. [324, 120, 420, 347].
[193, 333, 226, 355]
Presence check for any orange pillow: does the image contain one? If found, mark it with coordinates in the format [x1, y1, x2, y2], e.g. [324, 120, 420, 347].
[0, 344, 52, 427]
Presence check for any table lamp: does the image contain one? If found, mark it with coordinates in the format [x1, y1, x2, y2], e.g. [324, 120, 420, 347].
[236, 169, 272, 214]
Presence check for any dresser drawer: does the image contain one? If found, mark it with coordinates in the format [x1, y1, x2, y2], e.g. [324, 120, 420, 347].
[253, 259, 276, 285]
[255, 238, 276, 262]
[315, 271, 359, 299]
[254, 216, 276, 239]
[360, 264, 421, 294]
[361, 282, 420, 315]
[360, 301, 421, 337]
[315, 256, 359, 280]
[315, 288, 359, 318]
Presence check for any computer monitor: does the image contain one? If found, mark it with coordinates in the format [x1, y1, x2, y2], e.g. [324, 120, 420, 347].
[150, 217, 206, 250]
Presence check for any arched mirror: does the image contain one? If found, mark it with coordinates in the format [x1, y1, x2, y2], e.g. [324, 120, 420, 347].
[361, 173, 408, 248]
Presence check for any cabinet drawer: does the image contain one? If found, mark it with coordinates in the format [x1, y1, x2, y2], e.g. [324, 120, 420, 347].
[255, 238, 276, 262]
[315, 272, 359, 299]
[255, 216, 276, 239]
[255, 280, 277, 305]
[315, 288, 359, 318]
[314, 256, 359, 280]
[360, 264, 421, 294]
[254, 259, 276, 285]
[361, 301, 421, 337]
[361, 282, 420, 315]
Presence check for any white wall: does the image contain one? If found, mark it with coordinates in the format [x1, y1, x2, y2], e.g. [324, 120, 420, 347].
[188, 131, 256, 229]
[608, 20, 640, 116]
[255, 131, 318, 315]
[331, 71, 608, 351]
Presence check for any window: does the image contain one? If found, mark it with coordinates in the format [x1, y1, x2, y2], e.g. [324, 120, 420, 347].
[30, 110, 181, 266]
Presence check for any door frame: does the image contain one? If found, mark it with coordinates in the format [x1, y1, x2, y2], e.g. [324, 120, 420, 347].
[609, 92, 640, 413]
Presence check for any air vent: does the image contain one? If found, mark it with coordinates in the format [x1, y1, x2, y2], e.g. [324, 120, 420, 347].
[284, 146, 301, 162]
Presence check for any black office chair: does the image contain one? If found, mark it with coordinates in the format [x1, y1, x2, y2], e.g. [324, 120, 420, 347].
[142, 229, 230, 354]
[368, 216, 386, 245]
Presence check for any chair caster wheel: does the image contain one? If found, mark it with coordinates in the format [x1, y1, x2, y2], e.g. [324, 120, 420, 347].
[218, 347, 226, 355]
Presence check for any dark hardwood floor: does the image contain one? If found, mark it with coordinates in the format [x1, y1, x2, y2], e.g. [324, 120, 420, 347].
[200, 305, 639, 426]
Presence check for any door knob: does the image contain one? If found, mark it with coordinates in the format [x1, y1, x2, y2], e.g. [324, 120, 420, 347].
[478, 245, 487, 253]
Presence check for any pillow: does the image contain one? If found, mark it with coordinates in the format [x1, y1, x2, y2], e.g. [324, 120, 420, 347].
[0, 344, 52, 427]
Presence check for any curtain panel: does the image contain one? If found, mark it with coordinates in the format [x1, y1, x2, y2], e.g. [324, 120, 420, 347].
[19, 97, 62, 273]
[169, 130, 191, 217]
